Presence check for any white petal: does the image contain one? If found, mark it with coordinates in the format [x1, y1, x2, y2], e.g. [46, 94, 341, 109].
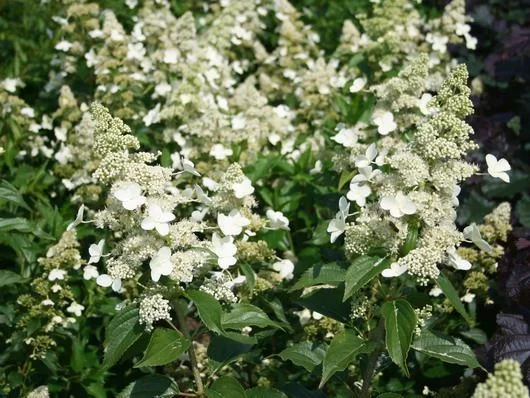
[96, 274, 112, 287]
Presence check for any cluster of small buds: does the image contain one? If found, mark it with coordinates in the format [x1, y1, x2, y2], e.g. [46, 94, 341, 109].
[16, 230, 85, 359]
[138, 293, 172, 331]
[471, 359, 529, 398]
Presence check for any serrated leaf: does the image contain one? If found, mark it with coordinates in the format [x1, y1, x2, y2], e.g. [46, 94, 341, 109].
[412, 331, 481, 368]
[222, 303, 281, 330]
[343, 256, 388, 301]
[134, 328, 190, 368]
[246, 387, 287, 398]
[290, 262, 346, 291]
[206, 376, 246, 398]
[103, 305, 145, 369]
[278, 341, 327, 372]
[117, 374, 179, 398]
[436, 272, 473, 326]
[0, 270, 23, 287]
[320, 330, 365, 387]
[381, 299, 417, 376]
[187, 290, 225, 335]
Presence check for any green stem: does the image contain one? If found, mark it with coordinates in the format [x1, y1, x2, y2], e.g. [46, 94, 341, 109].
[360, 320, 385, 398]
[175, 304, 204, 396]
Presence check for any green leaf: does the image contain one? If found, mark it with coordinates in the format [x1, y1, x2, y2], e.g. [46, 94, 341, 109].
[134, 328, 191, 368]
[207, 335, 253, 373]
[377, 394, 403, 398]
[278, 341, 327, 372]
[399, 222, 418, 256]
[0, 218, 32, 233]
[296, 287, 351, 323]
[516, 195, 530, 227]
[343, 256, 389, 301]
[320, 330, 365, 388]
[338, 169, 356, 191]
[436, 272, 473, 326]
[381, 299, 417, 376]
[187, 290, 225, 335]
[103, 305, 145, 369]
[246, 387, 287, 398]
[239, 262, 255, 292]
[459, 328, 487, 344]
[290, 262, 346, 291]
[0, 270, 23, 287]
[222, 303, 281, 330]
[117, 374, 179, 398]
[0, 180, 30, 210]
[412, 330, 481, 368]
[206, 376, 247, 398]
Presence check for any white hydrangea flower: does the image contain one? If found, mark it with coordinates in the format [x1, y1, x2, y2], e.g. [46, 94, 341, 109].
[83, 265, 99, 280]
[149, 246, 174, 282]
[347, 182, 371, 207]
[141, 204, 176, 236]
[143, 104, 161, 126]
[355, 144, 378, 168]
[352, 166, 381, 183]
[55, 40, 73, 52]
[88, 239, 105, 264]
[426, 33, 449, 53]
[429, 286, 443, 297]
[272, 259, 294, 280]
[21, 107, 35, 118]
[202, 177, 218, 191]
[309, 160, 323, 175]
[463, 223, 492, 253]
[231, 114, 246, 130]
[96, 274, 122, 292]
[373, 111, 397, 135]
[66, 301, 85, 317]
[485, 154, 511, 183]
[232, 177, 254, 199]
[154, 82, 172, 98]
[2, 78, 20, 93]
[461, 292, 475, 303]
[380, 192, 416, 218]
[171, 153, 200, 176]
[218, 209, 250, 236]
[331, 127, 358, 148]
[266, 210, 290, 230]
[294, 309, 312, 326]
[312, 312, 324, 320]
[447, 247, 472, 270]
[211, 232, 237, 269]
[48, 269, 67, 281]
[328, 213, 346, 243]
[349, 77, 366, 93]
[418, 93, 434, 116]
[381, 262, 408, 278]
[113, 182, 146, 210]
[209, 144, 233, 160]
[163, 48, 179, 64]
